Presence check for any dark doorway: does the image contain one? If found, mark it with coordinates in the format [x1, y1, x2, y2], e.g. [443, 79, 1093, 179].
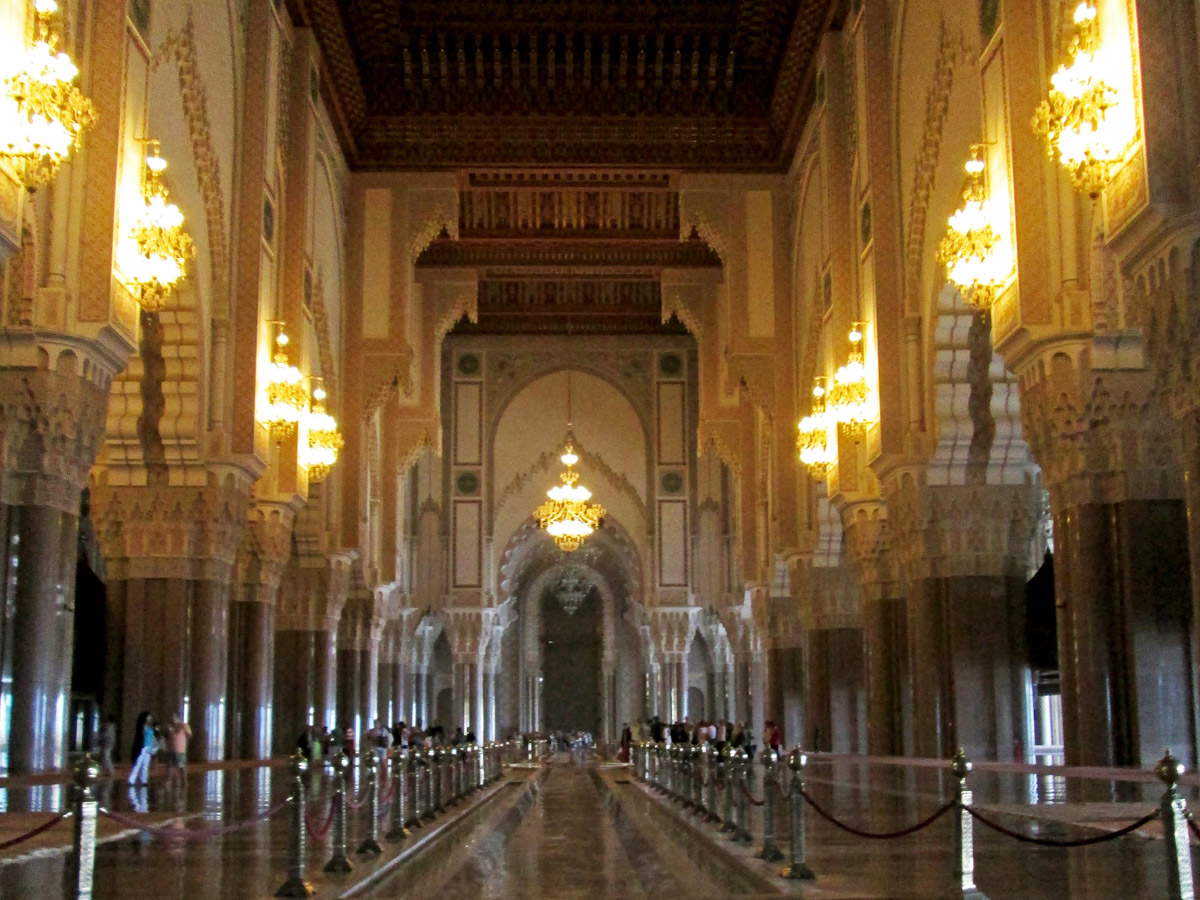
[541, 578, 601, 734]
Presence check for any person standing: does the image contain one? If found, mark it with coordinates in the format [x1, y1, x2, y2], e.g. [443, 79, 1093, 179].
[167, 714, 192, 793]
[128, 712, 156, 786]
[97, 714, 117, 775]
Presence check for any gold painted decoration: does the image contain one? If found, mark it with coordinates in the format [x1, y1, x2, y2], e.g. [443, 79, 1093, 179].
[0, 0, 96, 189]
[1032, 2, 1125, 197]
[123, 142, 195, 310]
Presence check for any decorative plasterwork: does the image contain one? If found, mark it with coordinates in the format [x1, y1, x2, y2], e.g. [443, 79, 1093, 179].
[155, 13, 230, 317]
[493, 442, 647, 525]
[309, 273, 340, 404]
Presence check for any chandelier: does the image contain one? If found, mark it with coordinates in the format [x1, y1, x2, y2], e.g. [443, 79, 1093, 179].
[123, 142, 195, 311]
[1032, 2, 1124, 197]
[556, 570, 589, 615]
[300, 381, 343, 482]
[0, 0, 96, 189]
[535, 435, 605, 553]
[262, 325, 307, 439]
[827, 323, 873, 437]
[797, 377, 835, 479]
[937, 145, 1008, 310]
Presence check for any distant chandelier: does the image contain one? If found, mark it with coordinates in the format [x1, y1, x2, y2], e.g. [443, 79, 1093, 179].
[536, 434, 605, 553]
[1032, 2, 1125, 197]
[797, 376, 835, 479]
[556, 570, 589, 615]
[937, 145, 1008, 310]
[263, 325, 307, 439]
[828, 323, 873, 437]
[124, 142, 195, 311]
[301, 380, 343, 482]
[0, 0, 96, 189]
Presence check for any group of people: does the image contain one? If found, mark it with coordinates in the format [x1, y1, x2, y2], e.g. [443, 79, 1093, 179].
[88, 711, 193, 788]
[618, 717, 785, 760]
[295, 718, 479, 768]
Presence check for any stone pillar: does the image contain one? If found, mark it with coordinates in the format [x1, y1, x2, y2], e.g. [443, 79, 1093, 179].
[1020, 358, 1197, 768]
[377, 627, 394, 726]
[0, 365, 109, 772]
[94, 476, 250, 764]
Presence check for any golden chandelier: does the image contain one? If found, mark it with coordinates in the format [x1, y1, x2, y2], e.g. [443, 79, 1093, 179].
[828, 323, 873, 438]
[535, 435, 605, 553]
[301, 381, 343, 482]
[797, 377, 835, 479]
[1, 0, 96, 189]
[124, 142, 195, 311]
[937, 145, 1007, 310]
[1032, 2, 1124, 197]
[263, 326, 307, 439]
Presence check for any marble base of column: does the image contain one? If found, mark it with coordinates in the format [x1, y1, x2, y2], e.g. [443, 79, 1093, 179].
[862, 597, 908, 756]
[273, 629, 315, 753]
[229, 600, 274, 759]
[190, 579, 231, 762]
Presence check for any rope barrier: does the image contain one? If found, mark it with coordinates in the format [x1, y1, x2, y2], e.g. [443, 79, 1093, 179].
[380, 774, 398, 806]
[798, 788, 955, 840]
[305, 795, 338, 842]
[344, 784, 372, 810]
[100, 796, 290, 841]
[964, 806, 1158, 848]
[0, 810, 71, 850]
[739, 781, 767, 807]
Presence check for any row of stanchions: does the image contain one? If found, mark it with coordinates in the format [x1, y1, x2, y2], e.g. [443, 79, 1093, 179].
[59, 741, 520, 900]
[632, 742, 1198, 900]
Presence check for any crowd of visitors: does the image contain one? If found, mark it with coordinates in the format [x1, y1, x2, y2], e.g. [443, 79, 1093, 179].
[617, 717, 784, 761]
[295, 718, 479, 768]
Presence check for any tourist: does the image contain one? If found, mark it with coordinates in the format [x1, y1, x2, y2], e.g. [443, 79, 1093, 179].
[371, 718, 391, 760]
[452, 725, 465, 746]
[127, 712, 156, 786]
[342, 725, 356, 759]
[166, 713, 192, 792]
[297, 724, 316, 760]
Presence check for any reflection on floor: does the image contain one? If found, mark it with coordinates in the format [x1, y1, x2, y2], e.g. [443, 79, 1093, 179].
[0, 755, 1188, 899]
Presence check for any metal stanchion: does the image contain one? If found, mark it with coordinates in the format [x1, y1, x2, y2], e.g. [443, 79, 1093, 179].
[446, 747, 459, 805]
[1155, 750, 1196, 900]
[431, 747, 445, 813]
[756, 750, 784, 862]
[949, 749, 988, 900]
[408, 750, 426, 829]
[734, 749, 752, 845]
[422, 749, 436, 820]
[323, 752, 353, 873]
[781, 750, 815, 880]
[356, 751, 383, 855]
[720, 746, 735, 833]
[386, 748, 410, 842]
[689, 746, 701, 811]
[68, 755, 100, 900]
[276, 753, 315, 896]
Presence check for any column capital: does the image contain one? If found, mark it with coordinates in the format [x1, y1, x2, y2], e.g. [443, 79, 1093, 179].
[837, 499, 899, 601]
[236, 501, 299, 598]
[881, 475, 1038, 582]
[92, 469, 254, 582]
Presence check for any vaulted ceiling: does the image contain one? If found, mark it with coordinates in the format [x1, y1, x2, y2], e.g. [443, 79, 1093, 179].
[288, 0, 842, 170]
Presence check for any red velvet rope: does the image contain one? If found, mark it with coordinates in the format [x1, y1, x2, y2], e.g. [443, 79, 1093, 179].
[965, 806, 1158, 847]
[101, 797, 290, 841]
[739, 781, 767, 807]
[344, 784, 372, 810]
[0, 811, 71, 850]
[304, 794, 338, 842]
[798, 789, 954, 839]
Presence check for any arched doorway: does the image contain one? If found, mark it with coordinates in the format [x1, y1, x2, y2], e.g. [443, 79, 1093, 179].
[540, 571, 602, 734]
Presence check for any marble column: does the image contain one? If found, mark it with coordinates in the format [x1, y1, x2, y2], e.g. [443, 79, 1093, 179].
[862, 596, 908, 756]
[228, 596, 274, 758]
[272, 627, 316, 750]
[336, 637, 361, 736]
[1054, 498, 1195, 768]
[377, 628, 393, 726]
[190, 579, 232, 762]
[0, 365, 110, 773]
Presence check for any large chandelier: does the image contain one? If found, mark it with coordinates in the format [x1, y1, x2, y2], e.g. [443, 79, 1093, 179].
[300, 381, 343, 482]
[1032, 2, 1124, 197]
[0, 0, 96, 189]
[535, 435, 605, 553]
[797, 377, 835, 479]
[124, 142, 195, 311]
[828, 323, 873, 437]
[555, 570, 589, 615]
[262, 325, 307, 439]
[937, 145, 1008, 310]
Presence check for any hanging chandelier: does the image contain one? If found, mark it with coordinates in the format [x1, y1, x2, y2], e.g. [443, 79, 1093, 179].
[797, 377, 835, 479]
[535, 434, 605, 553]
[300, 381, 343, 482]
[1032, 2, 1125, 197]
[0, 0, 96, 190]
[123, 142, 195, 311]
[556, 570, 589, 615]
[262, 325, 307, 439]
[827, 323, 873, 437]
[937, 145, 1008, 310]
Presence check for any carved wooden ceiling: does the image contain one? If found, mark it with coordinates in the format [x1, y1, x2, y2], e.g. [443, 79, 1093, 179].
[288, 0, 842, 169]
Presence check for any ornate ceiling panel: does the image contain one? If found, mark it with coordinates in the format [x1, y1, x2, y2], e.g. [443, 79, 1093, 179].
[288, 0, 840, 169]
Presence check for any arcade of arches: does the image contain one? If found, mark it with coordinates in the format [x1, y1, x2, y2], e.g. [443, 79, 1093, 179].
[2, 0, 1200, 788]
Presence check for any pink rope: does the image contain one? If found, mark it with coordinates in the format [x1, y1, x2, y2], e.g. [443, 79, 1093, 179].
[0, 811, 71, 849]
[100, 797, 289, 841]
[344, 784, 372, 810]
[305, 794, 337, 842]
